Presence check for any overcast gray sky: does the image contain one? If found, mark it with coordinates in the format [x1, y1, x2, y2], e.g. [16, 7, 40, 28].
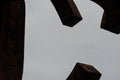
[23, 0, 120, 80]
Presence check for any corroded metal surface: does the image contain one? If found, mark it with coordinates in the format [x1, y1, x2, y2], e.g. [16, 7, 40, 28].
[67, 63, 102, 80]
[91, 0, 120, 34]
[0, 0, 25, 80]
[51, 0, 82, 27]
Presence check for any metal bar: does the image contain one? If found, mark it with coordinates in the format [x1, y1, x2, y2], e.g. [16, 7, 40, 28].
[51, 0, 82, 27]
[67, 63, 102, 80]
[0, 0, 25, 80]
[91, 0, 120, 34]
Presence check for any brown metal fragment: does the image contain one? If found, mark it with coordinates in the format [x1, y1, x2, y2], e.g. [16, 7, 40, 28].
[51, 0, 82, 27]
[67, 63, 102, 80]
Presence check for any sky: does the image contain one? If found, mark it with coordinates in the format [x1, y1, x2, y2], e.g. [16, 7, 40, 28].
[23, 0, 120, 80]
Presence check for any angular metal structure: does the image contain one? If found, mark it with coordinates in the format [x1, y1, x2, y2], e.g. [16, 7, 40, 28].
[91, 0, 120, 34]
[51, 0, 82, 27]
[67, 63, 102, 80]
[0, 0, 25, 80]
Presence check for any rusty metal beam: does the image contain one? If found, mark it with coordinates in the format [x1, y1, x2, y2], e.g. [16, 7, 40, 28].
[0, 0, 17, 3]
[0, 0, 25, 80]
[91, 0, 120, 34]
[67, 63, 102, 80]
[51, 0, 82, 27]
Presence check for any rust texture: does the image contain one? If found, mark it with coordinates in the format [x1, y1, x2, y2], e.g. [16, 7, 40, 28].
[0, 0, 25, 80]
[51, 0, 82, 27]
[91, 0, 120, 34]
[67, 63, 102, 80]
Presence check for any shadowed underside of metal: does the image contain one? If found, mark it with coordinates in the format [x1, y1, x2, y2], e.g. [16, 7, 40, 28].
[51, 0, 82, 27]
[91, 0, 120, 34]
[0, 0, 25, 80]
[67, 63, 102, 80]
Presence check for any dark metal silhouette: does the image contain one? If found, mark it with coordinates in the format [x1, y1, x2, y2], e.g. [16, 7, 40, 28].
[51, 0, 82, 27]
[1, 0, 17, 3]
[91, 0, 120, 34]
[0, 0, 25, 80]
[67, 63, 102, 80]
